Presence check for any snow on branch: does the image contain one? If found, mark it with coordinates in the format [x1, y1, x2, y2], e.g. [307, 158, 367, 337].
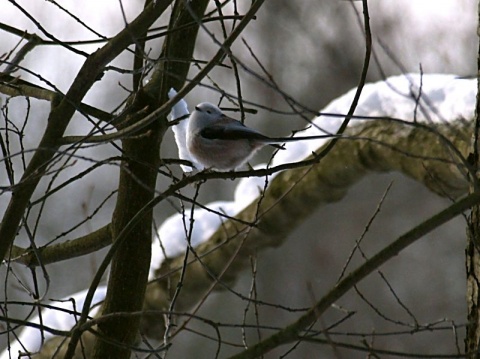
[155, 73, 474, 274]
[0, 287, 106, 359]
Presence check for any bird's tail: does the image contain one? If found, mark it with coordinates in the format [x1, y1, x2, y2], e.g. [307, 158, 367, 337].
[266, 134, 334, 145]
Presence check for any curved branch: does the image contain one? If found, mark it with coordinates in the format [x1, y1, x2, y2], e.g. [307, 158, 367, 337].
[142, 116, 471, 340]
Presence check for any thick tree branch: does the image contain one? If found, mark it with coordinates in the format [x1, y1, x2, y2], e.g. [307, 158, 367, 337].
[90, 1, 209, 358]
[9, 224, 111, 267]
[26, 114, 473, 357]
[143, 116, 471, 342]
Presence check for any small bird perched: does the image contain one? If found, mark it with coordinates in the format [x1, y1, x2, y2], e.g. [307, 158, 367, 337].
[187, 102, 329, 171]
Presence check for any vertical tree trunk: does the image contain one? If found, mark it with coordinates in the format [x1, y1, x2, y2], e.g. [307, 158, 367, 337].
[91, 127, 160, 359]
[466, 215, 480, 356]
[91, 2, 209, 357]
[465, 2, 480, 356]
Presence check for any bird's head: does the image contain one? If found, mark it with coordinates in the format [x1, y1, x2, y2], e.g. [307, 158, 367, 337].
[192, 102, 226, 127]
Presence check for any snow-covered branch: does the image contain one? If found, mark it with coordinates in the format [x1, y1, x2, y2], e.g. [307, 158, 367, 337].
[145, 74, 474, 338]
[4, 74, 475, 357]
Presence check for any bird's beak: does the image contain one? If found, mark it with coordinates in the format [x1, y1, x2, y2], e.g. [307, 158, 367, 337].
[194, 106, 201, 111]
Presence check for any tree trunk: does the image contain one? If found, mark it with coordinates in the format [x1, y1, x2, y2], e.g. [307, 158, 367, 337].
[465, 1, 480, 356]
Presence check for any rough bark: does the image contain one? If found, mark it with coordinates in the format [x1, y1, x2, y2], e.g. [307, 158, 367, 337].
[465, 1, 480, 355]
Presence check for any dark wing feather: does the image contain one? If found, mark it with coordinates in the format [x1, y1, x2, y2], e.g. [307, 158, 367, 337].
[200, 119, 285, 150]
[200, 122, 270, 141]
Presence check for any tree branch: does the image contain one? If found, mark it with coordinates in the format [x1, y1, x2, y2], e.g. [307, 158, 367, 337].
[9, 224, 111, 267]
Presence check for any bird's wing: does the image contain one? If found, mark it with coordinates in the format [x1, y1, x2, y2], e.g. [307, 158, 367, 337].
[200, 119, 271, 142]
[200, 117, 284, 150]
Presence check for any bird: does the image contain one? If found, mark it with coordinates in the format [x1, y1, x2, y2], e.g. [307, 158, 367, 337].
[186, 102, 329, 171]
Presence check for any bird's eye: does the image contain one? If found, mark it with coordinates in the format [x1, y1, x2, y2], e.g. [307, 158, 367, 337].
[206, 110, 212, 114]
